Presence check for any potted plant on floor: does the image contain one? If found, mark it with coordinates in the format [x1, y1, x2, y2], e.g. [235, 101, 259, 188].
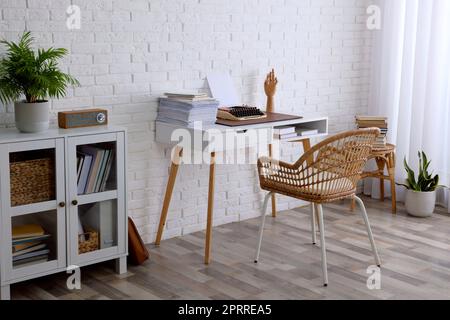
[397, 151, 440, 217]
[0, 31, 79, 133]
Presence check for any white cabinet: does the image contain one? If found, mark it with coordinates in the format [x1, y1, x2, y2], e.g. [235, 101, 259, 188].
[0, 126, 128, 300]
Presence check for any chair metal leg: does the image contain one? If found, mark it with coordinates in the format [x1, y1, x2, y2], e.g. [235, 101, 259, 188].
[254, 192, 272, 263]
[354, 196, 381, 267]
[316, 204, 328, 286]
[310, 203, 317, 245]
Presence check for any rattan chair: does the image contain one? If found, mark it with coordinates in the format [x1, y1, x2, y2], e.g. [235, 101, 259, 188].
[255, 128, 382, 286]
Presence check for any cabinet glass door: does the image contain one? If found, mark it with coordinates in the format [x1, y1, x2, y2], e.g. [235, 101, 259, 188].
[0, 139, 66, 281]
[67, 133, 126, 266]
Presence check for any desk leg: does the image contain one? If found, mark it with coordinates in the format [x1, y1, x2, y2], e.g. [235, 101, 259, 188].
[268, 144, 277, 217]
[155, 146, 183, 245]
[205, 152, 216, 265]
[301, 139, 320, 224]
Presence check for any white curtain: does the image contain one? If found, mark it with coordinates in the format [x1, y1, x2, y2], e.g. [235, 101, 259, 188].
[366, 0, 450, 208]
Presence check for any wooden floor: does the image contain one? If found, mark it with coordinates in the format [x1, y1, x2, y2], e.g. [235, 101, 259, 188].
[10, 196, 450, 300]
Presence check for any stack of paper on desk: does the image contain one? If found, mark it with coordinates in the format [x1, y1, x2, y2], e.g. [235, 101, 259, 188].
[157, 93, 220, 126]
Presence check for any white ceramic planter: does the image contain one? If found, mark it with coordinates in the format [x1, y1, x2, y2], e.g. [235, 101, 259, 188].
[14, 100, 50, 133]
[405, 189, 436, 217]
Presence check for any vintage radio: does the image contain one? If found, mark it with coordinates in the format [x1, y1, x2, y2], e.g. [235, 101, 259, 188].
[58, 109, 108, 129]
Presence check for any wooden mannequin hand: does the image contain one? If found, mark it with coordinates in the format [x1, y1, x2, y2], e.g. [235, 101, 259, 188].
[264, 69, 278, 97]
[264, 69, 278, 113]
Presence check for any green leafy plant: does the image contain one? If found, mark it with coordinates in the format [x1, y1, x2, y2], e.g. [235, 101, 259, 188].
[0, 31, 79, 104]
[397, 151, 439, 192]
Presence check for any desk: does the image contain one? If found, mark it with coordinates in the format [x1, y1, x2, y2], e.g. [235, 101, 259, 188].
[154, 116, 328, 264]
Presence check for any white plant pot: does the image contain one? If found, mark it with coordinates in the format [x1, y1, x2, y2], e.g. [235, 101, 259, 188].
[405, 189, 436, 218]
[14, 100, 50, 133]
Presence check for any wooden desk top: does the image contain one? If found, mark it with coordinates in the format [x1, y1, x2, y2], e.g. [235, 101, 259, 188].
[215, 112, 303, 127]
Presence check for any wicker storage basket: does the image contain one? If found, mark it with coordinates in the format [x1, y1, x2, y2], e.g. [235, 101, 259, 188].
[78, 229, 99, 254]
[10, 157, 55, 207]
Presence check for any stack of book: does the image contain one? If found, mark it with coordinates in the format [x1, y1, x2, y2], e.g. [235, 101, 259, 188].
[274, 126, 319, 141]
[274, 126, 298, 140]
[12, 224, 51, 267]
[356, 115, 388, 148]
[77, 145, 115, 195]
[157, 92, 220, 126]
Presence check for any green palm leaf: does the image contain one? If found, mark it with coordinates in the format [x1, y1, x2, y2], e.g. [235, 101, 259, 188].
[0, 31, 79, 104]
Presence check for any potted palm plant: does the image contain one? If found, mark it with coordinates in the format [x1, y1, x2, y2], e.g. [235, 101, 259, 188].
[397, 151, 440, 217]
[0, 32, 79, 133]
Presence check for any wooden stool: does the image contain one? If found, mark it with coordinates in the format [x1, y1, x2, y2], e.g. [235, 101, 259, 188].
[352, 143, 397, 213]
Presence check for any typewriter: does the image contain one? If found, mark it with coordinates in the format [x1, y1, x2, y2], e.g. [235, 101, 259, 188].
[217, 105, 267, 121]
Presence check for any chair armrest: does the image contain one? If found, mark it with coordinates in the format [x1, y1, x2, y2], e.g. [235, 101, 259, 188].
[257, 156, 299, 171]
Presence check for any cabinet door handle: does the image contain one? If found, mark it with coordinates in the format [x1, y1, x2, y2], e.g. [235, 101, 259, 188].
[72, 200, 78, 206]
[59, 202, 66, 208]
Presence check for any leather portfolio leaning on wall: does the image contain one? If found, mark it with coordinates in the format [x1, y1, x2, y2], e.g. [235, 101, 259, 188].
[128, 217, 150, 265]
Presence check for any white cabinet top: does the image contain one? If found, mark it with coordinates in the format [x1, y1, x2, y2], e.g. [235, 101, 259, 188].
[0, 126, 126, 144]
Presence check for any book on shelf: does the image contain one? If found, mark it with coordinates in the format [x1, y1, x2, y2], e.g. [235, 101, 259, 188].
[13, 241, 42, 253]
[93, 149, 109, 193]
[355, 116, 388, 128]
[274, 132, 298, 140]
[273, 126, 296, 135]
[374, 136, 387, 148]
[97, 150, 107, 192]
[13, 255, 49, 267]
[355, 115, 388, 121]
[12, 224, 45, 240]
[99, 149, 115, 192]
[296, 128, 319, 136]
[13, 249, 50, 262]
[357, 121, 388, 128]
[77, 145, 115, 195]
[77, 152, 93, 195]
[76, 154, 84, 184]
[11, 224, 50, 267]
[273, 128, 320, 140]
[12, 234, 51, 245]
[356, 115, 388, 147]
[84, 146, 105, 194]
[12, 243, 47, 257]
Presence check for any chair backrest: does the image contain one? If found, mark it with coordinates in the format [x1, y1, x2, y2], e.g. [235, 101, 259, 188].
[293, 128, 380, 197]
[258, 128, 380, 201]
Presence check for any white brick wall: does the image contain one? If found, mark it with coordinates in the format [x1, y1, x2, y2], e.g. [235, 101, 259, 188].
[0, 0, 373, 243]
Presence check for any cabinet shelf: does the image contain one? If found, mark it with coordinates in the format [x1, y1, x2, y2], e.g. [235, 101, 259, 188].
[78, 190, 118, 206]
[10, 200, 57, 217]
[12, 260, 59, 275]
